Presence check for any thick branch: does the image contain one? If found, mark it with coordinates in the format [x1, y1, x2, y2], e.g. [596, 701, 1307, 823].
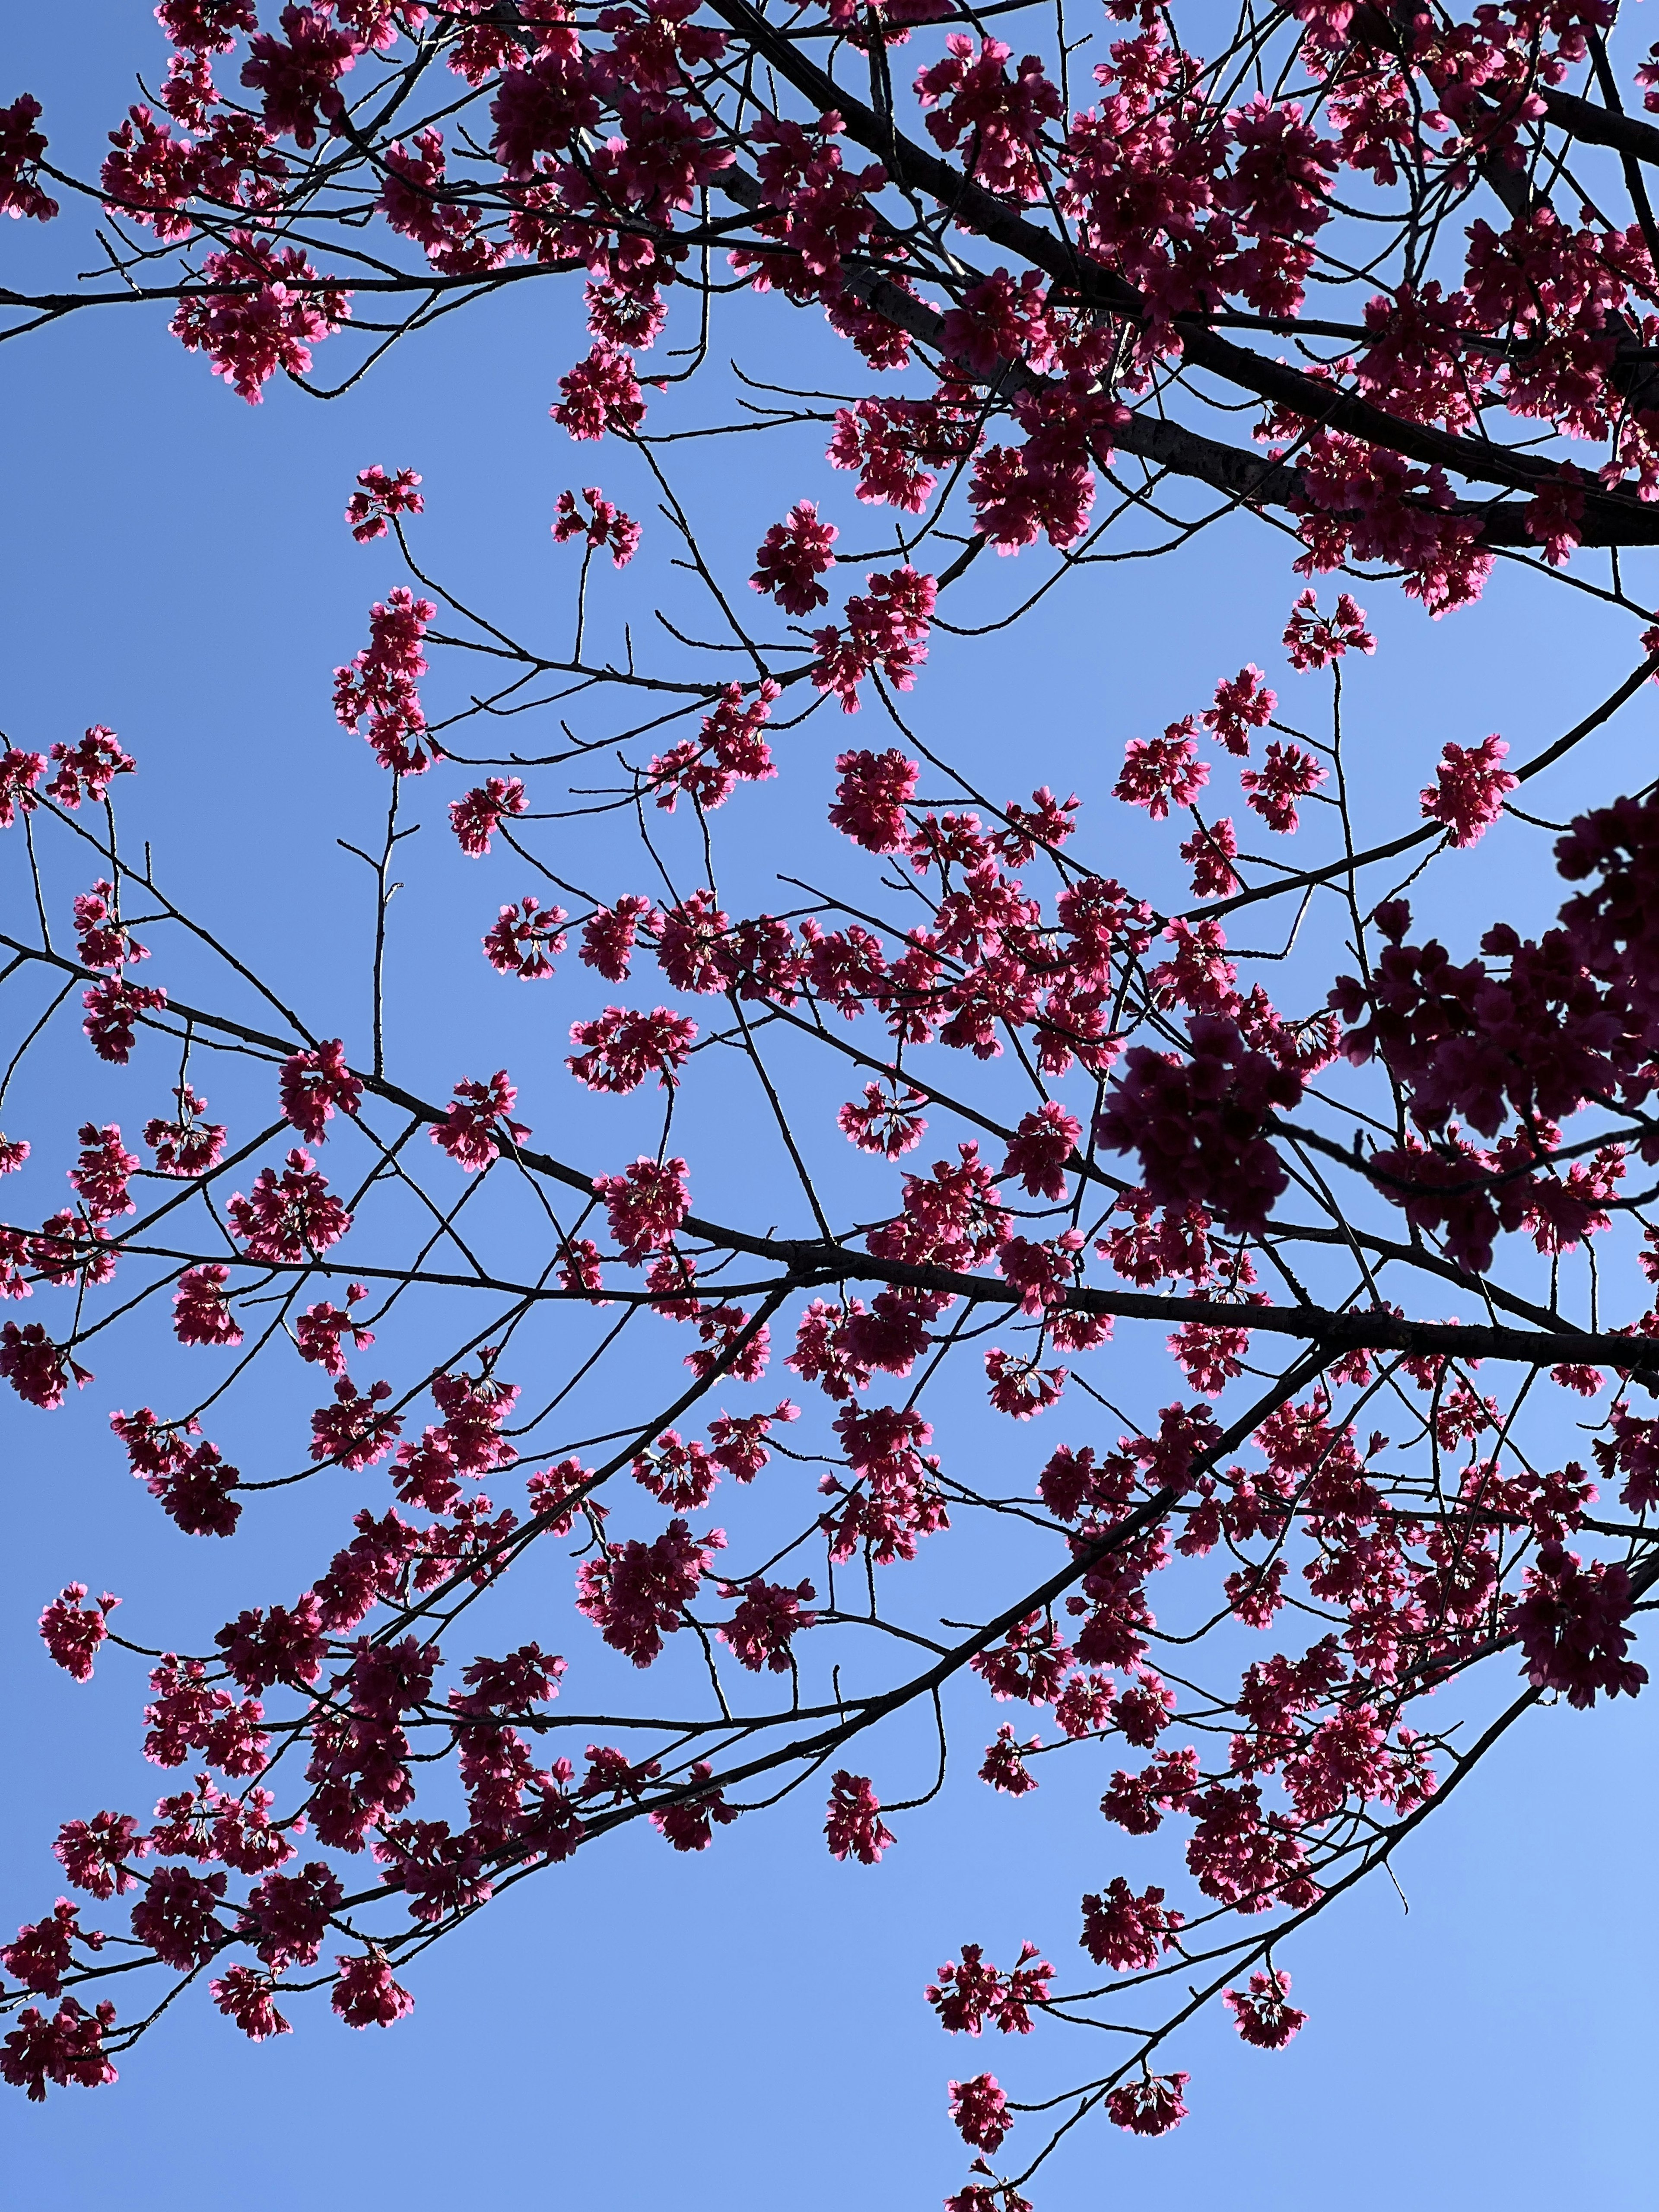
[711, 0, 1659, 544]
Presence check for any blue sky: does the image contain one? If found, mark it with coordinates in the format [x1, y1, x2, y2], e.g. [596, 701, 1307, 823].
[2, 9, 1657, 2206]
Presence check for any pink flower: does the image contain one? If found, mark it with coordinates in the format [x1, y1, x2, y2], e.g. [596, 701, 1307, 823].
[73, 879, 145, 973]
[294, 1285, 373, 1373]
[579, 896, 659, 982]
[1512, 1543, 1647, 1708]
[54, 1812, 147, 1900]
[228, 1149, 351, 1262]
[0, 1322, 91, 1410]
[68, 1123, 138, 1221]
[450, 777, 526, 856]
[381, 127, 503, 275]
[332, 1950, 415, 2028]
[1283, 589, 1375, 670]
[345, 463, 423, 543]
[241, 5, 360, 148]
[707, 1400, 796, 1480]
[997, 1230, 1083, 1316]
[928, 1940, 1051, 2035]
[553, 346, 645, 442]
[38, 1586, 119, 1683]
[1169, 1319, 1251, 1395]
[1, 1901, 95, 1998]
[372, 1818, 491, 1921]
[593, 1155, 691, 1262]
[1114, 1667, 1176, 1748]
[827, 398, 942, 512]
[570, 1007, 697, 1095]
[869, 1141, 1009, 1268]
[554, 484, 641, 567]
[240, 1862, 343, 1969]
[1000, 1102, 1079, 1200]
[824, 1770, 895, 1862]
[810, 568, 937, 711]
[1079, 1877, 1183, 1970]
[984, 1349, 1066, 1418]
[432, 1070, 530, 1171]
[972, 1614, 1072, 1705]
[1181, 816, 1241, 897]
[1115, 720, 1208, 819]
[83, 979, 167, 1064]
[141, 1651, 267, 1769]
[211, 1967, 291, 2041]
[949, 2072, 1011, 2153]
[1522, 464, 1585, 566]
[838, 1079, 928, 1157]
[1242, 741, 1325, 834]
[490, 48, 598, 177]
[1203, 665, 1277, 755]
[485, 894, 568, 979]
[996, 785, 1078, 863]
[144, 1086, 226, 1176]
[1421, 735, 1516, 848]
[591, 90, 733, 221]
[0, 1999, 118, 2102]
[717, 1576, 817, 1672]
[214, 1595, 326, 1693]
[30, 1211, 114, 1295]
[940, 267, 1052, 377]
[655, 890, 731, 994]
[979, 1722, 1041, 1791]
[130, 1865, 229, 1970]
[279, 1039, 362, 1141]
[829, 748, 919, 851]
[332, 587, 435, 773]
[1224, 1967, 1306, 2048]
[0, 746, 45, 827]
[649, 1760, 740, 1851]
[1096, 1016, 1303, 1236]
[575, 1517, 722, 1666]
[0, 95, 58, 223]
[633, 1430, 718, 1511]
[47, 727, 134, 807]
[1106, 2072, 1189, 2136]
[170, 231, 350, 402]
[140, 1438, 242, 1538]
[310, 1374, 401, 1469]
[751, 499, 839, 613]
[0, 1224, 29, 1299]
[915, 36, 1061, 201]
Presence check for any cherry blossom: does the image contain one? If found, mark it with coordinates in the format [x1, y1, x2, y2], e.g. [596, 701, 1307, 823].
[1115, 721, 1208, 819]
[485, 895, 569, 979]
[823, 1771, 895, 1862]
[144, 1087, 226, 1176]
[431, 1071, 529, 1171]
[1421, 735, 1517, 847]
[1223, 1967, 1306, 2049]
[10, 2, 1659, 2171]
[553, 484, 641, 568]
[593, 1156, 690, 1260]
[170, 232, 349, 400]
[1106, 2072, 1189, 2136]
[279, 1039, 362, 1141]
[0, 96, 58, 222]
[38, 1586, 120, 1683]
[346, 464, 423, 543]
[332, 587, 435, 772]
[228, 1150, 351, 1262]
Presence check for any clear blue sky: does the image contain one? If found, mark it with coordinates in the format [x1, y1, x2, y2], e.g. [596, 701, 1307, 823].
[1, 9, 1656, 2206]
